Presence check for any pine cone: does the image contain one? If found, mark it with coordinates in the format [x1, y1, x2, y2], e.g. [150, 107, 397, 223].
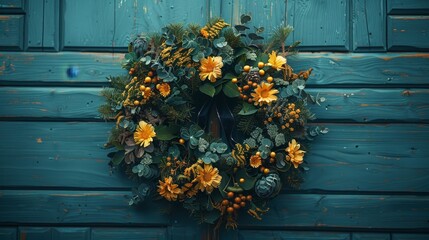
[244, 70, 261, 83]
[255, 173, 282, 198]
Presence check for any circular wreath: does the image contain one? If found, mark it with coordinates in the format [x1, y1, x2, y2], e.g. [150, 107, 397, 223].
[100, 16, 327, 229]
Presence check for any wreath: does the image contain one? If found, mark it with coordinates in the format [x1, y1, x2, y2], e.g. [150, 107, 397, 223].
[99, 15, 328, 229]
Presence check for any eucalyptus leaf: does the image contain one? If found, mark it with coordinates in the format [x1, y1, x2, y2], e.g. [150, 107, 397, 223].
[240, 14, 252, 24]
[234, 25, 250, 32]
[248, 33, 264, 40]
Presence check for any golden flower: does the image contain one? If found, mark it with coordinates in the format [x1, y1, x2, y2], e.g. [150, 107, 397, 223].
[181, 182, 198, 198]
[200, 28, 209, 38]
[286, 139, 306, 168]
[251, 82, 279, 106]
[199, 56, 223, 82]
[158, 83, 171, 97]
[268, 50, 286, 70]
[193, 164, 222, 193]
[249, 154, 262, 168]
[158, 176, 181, 201]
[134, 121, 156, 147]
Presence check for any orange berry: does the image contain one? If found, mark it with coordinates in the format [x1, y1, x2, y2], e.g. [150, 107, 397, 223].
[130, 68, 135, 72]
[259, 69, 265, 76]
[267, 76, 273, 83]
[240, 196, 246, 201]
[246, 195, 253, 201]
[166, 157, 172, 161]
[166, 162, 172, 167]
[258, 62, 265, 68]
[144, 77, 151, 83]
[222, 199, 229, 206]
[139, 85, 145, 91]
[234, 197, 241, 204]
[148, 71, 154, 77]
[240, 201, 246, 207]
[243, 85, 250, 91]
[263, 168, 270, 174]
[270, 152, 276, 158]
[233, 203, 240, 209]
[227, 207, 234, 213]
[239, 178, 245, 183]
[243, 65, 251, 72]
[232, 78, 238, 83]
[227, 192, 234, 198]
[133, 100, 140, 105]
[252, 83, 258, 88]
[179, 138, 185, 144]
[256, 151, 261, 156]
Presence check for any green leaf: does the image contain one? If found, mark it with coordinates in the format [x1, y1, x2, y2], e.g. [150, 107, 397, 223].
[155, 125, 179, 140]
[111, 150, 125, 165]
[222, 73, 236, 80]
[236, 168, 259, 190]
[199, 83, 216, 97]
[238, 102, 258, 115]
[248, 33, 264, 40]
[223, 81, 240, 98]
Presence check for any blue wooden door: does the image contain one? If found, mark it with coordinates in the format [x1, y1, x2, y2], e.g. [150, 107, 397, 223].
[1, 0, 429, 239]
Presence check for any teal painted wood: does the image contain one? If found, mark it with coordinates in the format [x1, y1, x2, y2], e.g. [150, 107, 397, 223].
[220, 0, 234, 23]
[25, 0, 44, 50]
[388, 16, 429, 51]
[2, 191, 429, 229]
[0, 190, 171, 224]
[352, 233, 390, 240]
[52, 227, 91, 240]
[0, 0, 22, 9]
[392, 234, 429, 240]
[236, 230, 350, 240]
[0, 228, 16, 240]
[2, 52, 429, 85]
[352, 0, 386, 52]
[287, 0, 349, 51]
[92, 228, 168, 240]
[1, 122, 428, 192]
[0, 52, 126, 83]
[0, 15, 24, 50]
[2, 87, 429, 123]
[0, 122, 136, 188]
[388, 0, 429, 15]
[62, 0, 115, 49]
[18, 227, 51, 240]
[43, 0, 59, 51]
[238, 194, 429, 229]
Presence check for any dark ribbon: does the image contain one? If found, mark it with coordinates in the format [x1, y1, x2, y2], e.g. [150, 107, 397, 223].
[197, 94, 237, 148]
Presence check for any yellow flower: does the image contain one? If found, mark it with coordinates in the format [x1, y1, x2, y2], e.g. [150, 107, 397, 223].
[251, 82, 279, 106]
[286, 139, 306, 168]
[200, 28, 209, 38]
[268, 51, 286, 70]
[134, 121, 156, 147]
[199, 56, 223, 83]
[181, 182, 198, 198]
[158, 83, 171, 97]
[249, 155, 262, 168]
[158, 176, 181, 201]
[193, 164, 222, 193]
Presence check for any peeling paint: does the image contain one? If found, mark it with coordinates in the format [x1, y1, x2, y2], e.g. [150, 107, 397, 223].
[36, 138, 43, 143]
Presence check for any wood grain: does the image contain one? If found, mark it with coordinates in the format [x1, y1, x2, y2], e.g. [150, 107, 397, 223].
[388, 16, 429, 51]
[0, 0, 23, 9]
[352, 0, 386, 52]
[0, 15, 24, 50]
[43, 0, 59, 51]
[25, 0, 44, 50]
[2, 87, 428, 122]
[1, 122, 428, 192]
[387, 0, 429, 15]
[0, 190, 170, 225]
[2, 52, 429, 85]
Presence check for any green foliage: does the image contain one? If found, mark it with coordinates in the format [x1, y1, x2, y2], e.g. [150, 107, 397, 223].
[265, 25, 294, 52]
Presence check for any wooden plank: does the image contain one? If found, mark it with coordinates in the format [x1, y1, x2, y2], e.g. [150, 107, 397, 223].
[392, 233, 429, 240]
[388, 16, 429, 51]
[220, 0, 234, 23]
[53, 228, 91, 240]
[236, 230, 350, 240]
[19, 227, 51, 240]
[43, 0, 59, 51]
[0, 52, 126, 83]
[0, 190, 170, 224]
[304, 123, 429, 192]
[288, 0, 349, 51]
[239, 194, 429, 229]
[91, 228, 168, 240]
[1, 87, 429, 123]
[62, 0, 114, 49]
[388, 0, 429, 15]
[0, 15, 24, 51]
[229, 0, 286, 40]
[0, 228, 16, 240]
[1, 52, 429, 85]
[352, 0, 386, 52]
[0, 0, 23, 9]
[0, 122, 428, 192]
[25, 0, 44, 50]
[352, 233, 390, 240]
[0, 121, 134, 188]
